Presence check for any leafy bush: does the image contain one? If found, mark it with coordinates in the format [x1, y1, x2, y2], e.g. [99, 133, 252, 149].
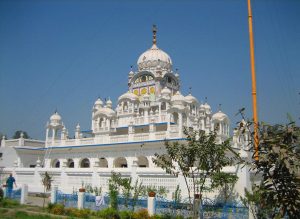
[64, 207, 91, 218]
[49, 203, 65, 215]
[132, 208, 149, 219]
[0, 198, 20, 207]
[47, 202, 55, 211]
[15, 210, 56, 219]
[96, 207, 120, 219]
[119, 210, 134, 219]
[150, 214, 185, 219]
[0, 187, 4, 201]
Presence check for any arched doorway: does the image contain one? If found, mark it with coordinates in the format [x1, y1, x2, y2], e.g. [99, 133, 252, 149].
[137, 156, 149, 168]
[114, 157, 127, 168]
[99, 157, 108, 168]
[80, 158, 90, 168]
[51, 159, 60, 168]
[67, 159, 74, 168]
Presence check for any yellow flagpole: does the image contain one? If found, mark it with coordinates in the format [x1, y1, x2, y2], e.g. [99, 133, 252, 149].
[247, 0, 259, 160]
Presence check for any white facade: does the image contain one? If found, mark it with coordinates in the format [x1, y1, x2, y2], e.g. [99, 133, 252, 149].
[1, 27, 250, 199]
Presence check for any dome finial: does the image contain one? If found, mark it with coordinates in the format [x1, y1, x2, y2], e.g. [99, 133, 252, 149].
[189, 86, 192, 94]
[152, 24, 157, 45]
[218, 103, 222, 111]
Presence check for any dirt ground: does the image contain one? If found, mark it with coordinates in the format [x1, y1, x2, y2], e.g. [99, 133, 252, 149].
[26, 194, 50, 207]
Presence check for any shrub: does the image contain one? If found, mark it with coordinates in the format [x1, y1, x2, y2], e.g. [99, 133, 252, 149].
[132, 208, 149, 219]
[0, 198, 20, 207]
[119, 210, 134, 219]
[150, 214, 185, 219]
[0, 188, 3, 201]
[77, 208, 91, 218]
[96, 207, 120, 219]
[49, 203, 65, 215]
[47, 202, 55, 212]
[64, 207, 91, 218]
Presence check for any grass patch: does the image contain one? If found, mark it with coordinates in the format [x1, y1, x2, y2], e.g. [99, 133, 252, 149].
[0, 209, 69, 219]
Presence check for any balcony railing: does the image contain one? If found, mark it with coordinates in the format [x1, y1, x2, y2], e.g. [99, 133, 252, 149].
[46, 128, 181, 147]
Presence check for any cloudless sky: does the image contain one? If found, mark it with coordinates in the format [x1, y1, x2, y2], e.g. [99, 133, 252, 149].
[0, 0, 299, 139]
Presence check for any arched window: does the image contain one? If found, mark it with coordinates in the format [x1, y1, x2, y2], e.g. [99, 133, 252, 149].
[123, 102, 128, 112]
[114, 157, 127, 168]
[161, 102, 166, 111]
[99, 158, 108, 168]
[67, 159, 74, 168]
[99, 118, 104, 128]
[137, 156, 149, 168]
[52, 159, 60, 168]
[171, 112, 178, 124]
[182, 113, 187, 126]
[80, 158, 90, 168]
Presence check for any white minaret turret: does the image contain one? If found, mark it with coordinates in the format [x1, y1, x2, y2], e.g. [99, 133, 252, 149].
[46, 111, 64, 147]
[75, 123, 81, 139]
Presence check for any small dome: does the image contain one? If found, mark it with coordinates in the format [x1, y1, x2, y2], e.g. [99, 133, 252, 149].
[212, 110, 229, 121]
[137, 44, 172, 71]
[204, 102, 211, 111]
[199, 103, 205, 111]
[185, 94, 198, 104]
[161, 87, 171, 95]
[171, 91, 186, 104]
[50, 111, 62, 127]
[94, 98, 103, 107]
[118, 91, 139, 102]
[93, 107, 116, 118]
[128, 70, 134, 77]
[106, 99, 113, 108]
[94, 98, 103, 111]
[50, 111, 61, 122]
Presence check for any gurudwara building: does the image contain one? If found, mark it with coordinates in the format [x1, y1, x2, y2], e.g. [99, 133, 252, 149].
[0, 26, 250, 199]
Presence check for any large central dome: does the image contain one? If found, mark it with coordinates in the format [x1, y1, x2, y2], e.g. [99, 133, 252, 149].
[137, 44, 172, 71]
[137, 25, 172, 71]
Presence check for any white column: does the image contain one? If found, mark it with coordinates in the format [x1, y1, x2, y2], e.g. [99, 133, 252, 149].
[131, 158, 138, 185]
[149, 119, 155, 140]
[52, 129, 56, 144]
[166, 114, 171, 138]
[78, 191, 85, 209]
[51, 185, 58, 204]
[73, 158, 80, 168]
[45, 128, 49, 147]
[128, 122, 134, 142]
[178, 112, 183, 138]
[60, 159, 67, 168]
[147, 196, 156, 216]
[158, 103, 161, 122]
[144, 108, 149, 124]
[107, 158, 114, 168]
[3, 187, 7, 198]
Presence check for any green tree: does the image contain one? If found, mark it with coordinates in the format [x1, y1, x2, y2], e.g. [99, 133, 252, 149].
[153, 129, 240, 219]
[108, 172, 144, 211]
[12, 130, 30, 139]
[238, 110, 300, 218]
[41, 172, 52, 208]
[211, 172, 238, 205]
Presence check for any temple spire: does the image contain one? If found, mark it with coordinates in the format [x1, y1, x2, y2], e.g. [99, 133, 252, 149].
[152, 25, 157, 45]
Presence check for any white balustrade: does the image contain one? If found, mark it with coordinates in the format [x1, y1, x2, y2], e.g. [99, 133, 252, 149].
[133, 133, 149, 141]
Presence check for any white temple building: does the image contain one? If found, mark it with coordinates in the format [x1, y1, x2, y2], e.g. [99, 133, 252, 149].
[1, 26, 250, 199]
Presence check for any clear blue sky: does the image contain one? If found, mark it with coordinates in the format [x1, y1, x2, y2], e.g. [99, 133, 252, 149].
[0, 0, 299, 139]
